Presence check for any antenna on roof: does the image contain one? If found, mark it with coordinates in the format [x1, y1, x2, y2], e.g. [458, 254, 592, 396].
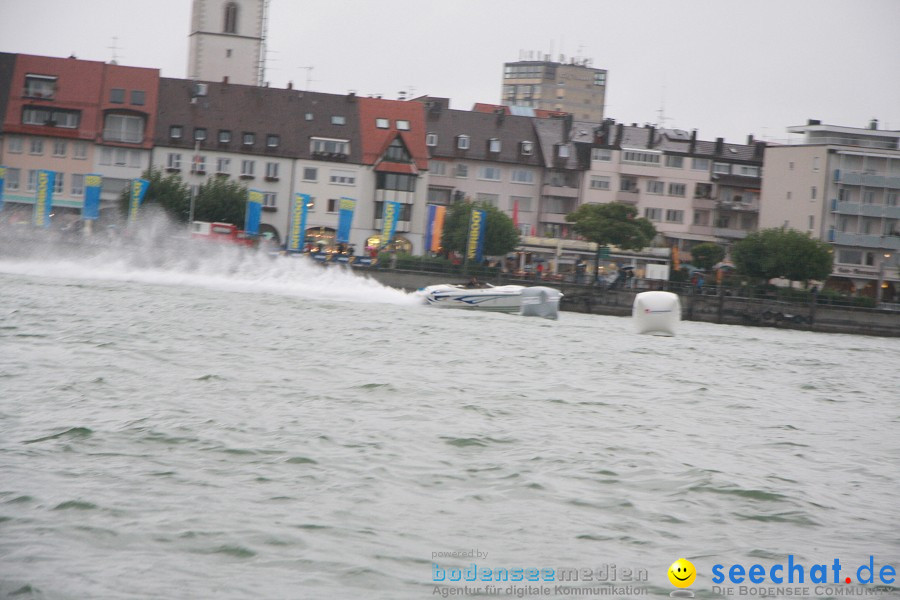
[107, 36, 121, 64]
[298, 66, 315, 91]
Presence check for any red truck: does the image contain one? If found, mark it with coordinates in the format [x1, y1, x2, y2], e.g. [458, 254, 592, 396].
[190, 221, 256, 247]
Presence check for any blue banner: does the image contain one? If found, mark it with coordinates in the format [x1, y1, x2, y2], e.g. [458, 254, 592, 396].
[424, 204, 436, 254]
[245, 189, 263, 236]
[82, 174, 102, 220]
[466, 208, 487, 264]
[0, 166, 6, 212]
[33, 169, 55, 228]
[287, 193, 310, 252]
[381, 201, 400, 248]
[128, 178, 150, 223]
[336, 196, 356, 243]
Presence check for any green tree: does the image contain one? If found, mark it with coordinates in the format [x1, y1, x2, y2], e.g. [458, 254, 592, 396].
[119, 167, 190, 222]
[441, 201, 520, 257]
[690, 242, 726, 271]
[565, 202, 656, 279]
[733, 228, 833, 285]
[192, 176, 250, 226]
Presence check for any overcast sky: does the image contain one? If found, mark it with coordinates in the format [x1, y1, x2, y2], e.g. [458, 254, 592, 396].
[2, 0, 899, 145]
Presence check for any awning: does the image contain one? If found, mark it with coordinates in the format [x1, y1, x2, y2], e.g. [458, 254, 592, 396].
[374, 162, 418, 175]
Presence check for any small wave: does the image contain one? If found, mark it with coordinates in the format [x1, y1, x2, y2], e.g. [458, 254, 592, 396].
[53, 500, 98, 511]
[24, 427, 93, 444]
[690, 485, 790, 502]
[205, 544, 256, 558]
[735, 511, 821, 526]
[285, 456, 318, 464]
[195, 374, 226, 381]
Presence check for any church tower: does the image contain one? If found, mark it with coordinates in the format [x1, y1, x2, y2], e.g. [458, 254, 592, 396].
[187, 0, 268, 86]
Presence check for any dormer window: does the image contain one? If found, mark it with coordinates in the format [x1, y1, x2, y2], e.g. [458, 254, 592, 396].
[170, 125, 183, 139]
[266, 134, 280, 148]
[426, 133, 438, 147]
[488, 138, 501, 153]
[520, 141, 534, 155]
[376, 118, 389, 128]
[396, 120, 410, 131]
[219, 130, 231, 143]
[194, 127, 207, 141]
[224, 2, 238, 34]
[384, 137, 411, 162]
[457, 135, 470, 150]
[24, 74, 56, 99]
[556, 144, 570, 158]
[242, 132, 255, 146]
[331, 115, 346, 125]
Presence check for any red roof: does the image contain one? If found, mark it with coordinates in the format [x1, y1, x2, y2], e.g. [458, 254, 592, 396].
[374, 162, 418, 174]
[357, 97, 428, 170]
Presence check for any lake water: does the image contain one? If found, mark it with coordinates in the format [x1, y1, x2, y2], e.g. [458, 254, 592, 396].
[0, 243, 897, 599]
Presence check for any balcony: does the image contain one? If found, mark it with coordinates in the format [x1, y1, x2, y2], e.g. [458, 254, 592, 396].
[713, 227, 750, 240]
[615, 190, 640, 204]
[836, 171, 900, 189]
[542, 183, 579, 198]
[831, 200, 900, 219]
[830, 231, 900, 250]
[538, 212, 570, 225]
[718, 199, 760, 212]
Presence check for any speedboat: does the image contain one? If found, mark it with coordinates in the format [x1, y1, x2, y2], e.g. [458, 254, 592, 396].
[418, 283, 563, 319]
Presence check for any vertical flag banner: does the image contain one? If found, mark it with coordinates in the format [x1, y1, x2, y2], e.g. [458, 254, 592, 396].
[380, 200, 400, 248]
[336, 196, 356, 243]
[424, 204, 436, 254]
[466, 207, 487, 263]
[33, 169, 55, 228]
[245, 189, 263, 235]
[287, 193, 310, 252]
[82, 174, 103, 220]
[430, 205, 446, 253]
[512, 198, 519, 228]
[128, 178, 150, 224]
[0, 166, 6, 212]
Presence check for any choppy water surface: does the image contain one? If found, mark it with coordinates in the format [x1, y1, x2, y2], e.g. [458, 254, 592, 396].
[0, 248, 897, 599]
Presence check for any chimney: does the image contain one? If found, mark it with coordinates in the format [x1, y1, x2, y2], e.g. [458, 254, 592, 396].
[287, 81, 293, 90]
[689, 129, 697, 153]
[223, 75, 229, 84]
[647, 125, 656, 149]
[347, 92, 357, 102]
[747, 134, 754, 145]
[754, 141, 766, 160]
[495, 106, 505, 124]
[715, 137, 724, 155]
[869, 118, 879, 130]
[615, 123, 624, 147]
[807, 119, 821, 125]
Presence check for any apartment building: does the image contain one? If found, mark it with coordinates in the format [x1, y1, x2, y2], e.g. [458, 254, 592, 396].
[501, 58, 607, 122]
[0, 53, 159, 224]
[760, 119, 899, 301]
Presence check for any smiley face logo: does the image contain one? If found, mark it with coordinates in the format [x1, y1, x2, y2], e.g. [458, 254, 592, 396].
[668, 558, 697, 588]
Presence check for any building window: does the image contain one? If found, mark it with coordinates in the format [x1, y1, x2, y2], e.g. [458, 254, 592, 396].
[103, 114, 144, 143]
[510, 196, 532, 212]
[521, 141, 534, 155]
[692, 158, 710, 171]
[738, 165, 760, 177]
[647, 180, 664, 194]
[131, 90, 146, 106]
[53, 173, 64, 195]
[241, 160, 255, 177]
[113, 148, 128, 166]
[110, 88, 125, 103]
[330, 170, 356, 185]
[488, 138, 501, 153]
[376, 118, 389, 129]
[511, 169, 534, 184]
[644, 207, 662, 221]
[384, 138, 411, 162]
[100, 148, 112, 165]
[170, 125, 183, 139]
[813, 156, 820, 172]
[396, 120, 410, 130]
[6, 168, 20, 190]
[262, 192, 277, 208]
[593, 71, 606, 86]
[331, 115, 346, 125]
[694, 183, 712, 198]
[457, 135, 470, 150]
[693, 210, 710, 226]
[52, 141, 67, 157]
[557, 144, 570, 158]
[426, 133, 438, 146]
[665, 209, 684, 223]
[376, 172, 415, 192]
[665, 155, 684, 168]
[242, 132, 255, 146]
[303, 167, 317, 181]
[622, 150, 661, 164]
[305, 113, 313, 121]
[128, 150, 141, 168]
[478, 166, 502, 181]
[219, 130, 232, 143]
[224, 2, 238, 33]
[429, 161, 447, 176]
[266, 134, 280, 148]
[374, 201, 412, 221]
[30, 138, 44, 155]
[24, 74, 56, 99]
[22, 107, 80, 128]
[591, 148, 612, 162]
[476, 193, 499, 207]
[811, 186, 817, 200]
[590, 176, 611, 190]
[26, 170, 37, 192]
[194, 127, 207, 141]
[167, 153, 181, 170]
[216, 157, 231, 174]
[265, 162, 279, 179]
[713, 162, 731, 174]
[455, 164, 468, 178]
[7, 136, 23, 153]
[311, 138, 349, 155]
[808, 215, 815, 230]
[191, 155, 206, 174]
[667, 183, 686, 197]
[620, 177, 637, 192]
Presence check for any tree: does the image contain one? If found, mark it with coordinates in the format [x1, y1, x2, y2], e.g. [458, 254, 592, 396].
[565, 202, 656, 280]
[733, 228, 833, 285]
[119, 167, 190, 222]
[441, 201, 520, 257]
[690, 242, 726, 271]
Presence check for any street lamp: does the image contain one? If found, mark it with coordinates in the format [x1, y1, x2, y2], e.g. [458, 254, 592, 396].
[876, 250, 892, 305]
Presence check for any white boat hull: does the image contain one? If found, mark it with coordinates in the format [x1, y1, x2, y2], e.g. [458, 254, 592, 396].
[419, 284, 562, 319]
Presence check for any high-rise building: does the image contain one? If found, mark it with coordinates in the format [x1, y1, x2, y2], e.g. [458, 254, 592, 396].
[501, 57, 607, 122]
[187, 0, 267, 86]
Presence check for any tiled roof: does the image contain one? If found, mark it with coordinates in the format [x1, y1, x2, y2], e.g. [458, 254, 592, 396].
[357, 97, 428, 170]
[423, 106, 543, 166]
[154, 78, 363, 162]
